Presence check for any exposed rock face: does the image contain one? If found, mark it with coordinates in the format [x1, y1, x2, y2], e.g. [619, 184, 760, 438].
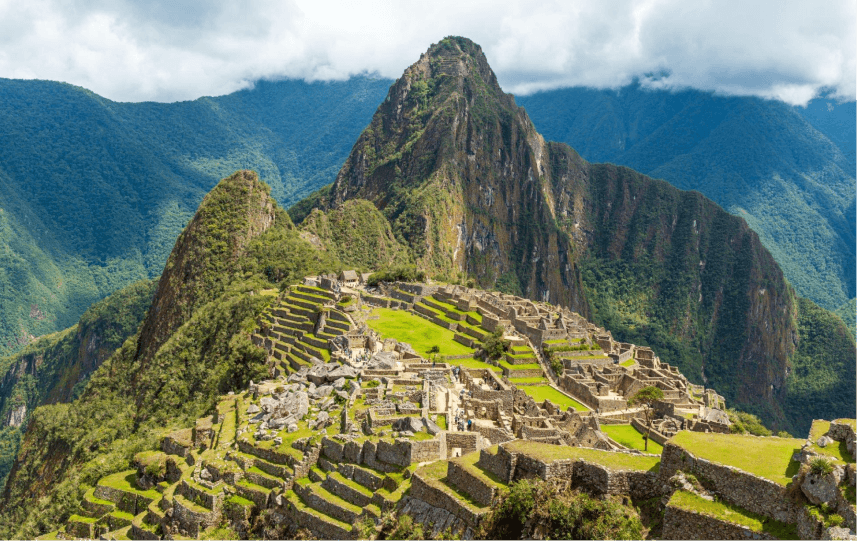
[801, 467, 844, 506]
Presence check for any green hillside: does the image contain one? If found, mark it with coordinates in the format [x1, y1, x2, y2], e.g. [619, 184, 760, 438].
[0, 77, 389, 357]
[518, 86, 856, 312]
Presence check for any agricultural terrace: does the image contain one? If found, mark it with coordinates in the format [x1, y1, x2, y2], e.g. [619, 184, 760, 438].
[504, 440, 660, 472]
[602, 424, 664, 454]
[669, 431, 802, 485]
[366, 307, 473, 357]
[668, 490, 798, 539]
[521, 385, 588, 412]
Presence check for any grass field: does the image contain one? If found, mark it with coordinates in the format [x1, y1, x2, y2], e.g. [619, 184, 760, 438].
[504, 439, 660, 472]
[602, 424, 664, 454]
[670, 432, 802, 485]
[808, 420, 855, 463]
[451, 357, 503, 372]
[669, 490, 798, 539]
[366, 308, 474, 357]
[522, 385, 588, 411]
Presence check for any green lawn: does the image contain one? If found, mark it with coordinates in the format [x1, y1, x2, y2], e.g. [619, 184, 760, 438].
[808, 420, 854, 463]
[620, 358, 636, 367]
[602, 424, 663, 454]
[498, 360, 542, 371]
[509, 377, 545, 384]
[504, 440, 660, 472]
[367, 308, 474, 357]
[669, 490, 798, 539]
[522, 385, 588, 411]
[98, 470, 161, 499]
[670, 432, 802, 485]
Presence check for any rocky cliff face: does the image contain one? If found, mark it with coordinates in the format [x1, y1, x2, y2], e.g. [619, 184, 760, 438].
[324, 36, 806, 429]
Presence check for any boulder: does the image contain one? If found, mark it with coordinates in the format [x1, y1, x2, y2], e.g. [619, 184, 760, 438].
[246, 404, 260, 414]
[802, 467, 844, 505]
[818, 435, 834, 448]
[336, 390, 350, 401]
[422, 417, 442, 436]
[307, 365, 329, 385]
[821, 526, 854, 540]
[393, 417, 424, 433]
[332, 377, 347, 390]
[315, 385, 334, 398]
[328, 366, 357, 380]
[288, 424, 299, 433]
[287, 373, 306, 384]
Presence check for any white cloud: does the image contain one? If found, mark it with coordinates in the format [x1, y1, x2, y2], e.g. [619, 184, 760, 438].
[0, 0, 852, 105]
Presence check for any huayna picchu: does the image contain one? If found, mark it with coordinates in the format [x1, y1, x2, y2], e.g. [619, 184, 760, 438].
[0, 36, 852, 540]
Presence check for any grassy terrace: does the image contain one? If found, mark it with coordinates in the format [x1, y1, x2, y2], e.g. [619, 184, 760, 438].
[602, 424, 664, 454]
[504, 440, 660, 472]
[669, 432, 802, 485]
[620, 358, 636, 367]
[522, 385, 588, 412]
[808, 420, 855, 463]
[452, 357, 502, 372]
[498, 360, 541, 371]
[98, 470, 161, 499]
[367, 307, 473, 357]
[416, 460, 489, 512]
[453, 451, 507, 490]
[669, 490, 798, 539]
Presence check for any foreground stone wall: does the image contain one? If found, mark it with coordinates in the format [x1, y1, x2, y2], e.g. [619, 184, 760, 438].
[662, 504, 778, 540]
[660, 443, 799, 523]
[447, 460, 496, 507]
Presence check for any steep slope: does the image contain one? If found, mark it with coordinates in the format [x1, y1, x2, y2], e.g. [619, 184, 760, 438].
[317, 36, 852, 433]
[517, 85, 856, 311]
[0, 280, 154, 489]
[298, 199, 413, 271]
[0, 77, 388, 357]
[0, 171, 340, 537]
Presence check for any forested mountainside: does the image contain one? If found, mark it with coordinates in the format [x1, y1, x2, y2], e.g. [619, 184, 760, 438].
[0, 77, 390, 357]
[301, 36, 853, 434]
[0, 280, 155, 489]
[517, 86, 856, 313]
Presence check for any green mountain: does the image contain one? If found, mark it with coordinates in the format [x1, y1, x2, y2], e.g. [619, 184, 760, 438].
[0, 77, 390, 357]
[304, 36, 853, 433]
[0, 279, 155, 488]
[516, 85, 856, 312]
[0, 38, 851, 539]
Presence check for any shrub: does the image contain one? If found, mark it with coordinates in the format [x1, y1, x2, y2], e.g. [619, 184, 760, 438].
[809, 457, 834, 476]
[481, 327, 509, 361]
[364, 380, 381, 389]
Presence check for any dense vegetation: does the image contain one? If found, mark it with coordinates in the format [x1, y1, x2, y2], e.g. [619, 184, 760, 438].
[0, 76, 389, 357]
[0, 279, 155, 488]
[479, 478, 644, 539]
[0, 173, 342, 538]
[518, 86, 856, 313]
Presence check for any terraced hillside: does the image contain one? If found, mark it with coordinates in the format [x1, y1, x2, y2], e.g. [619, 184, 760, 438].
[39, 277, 856, 539]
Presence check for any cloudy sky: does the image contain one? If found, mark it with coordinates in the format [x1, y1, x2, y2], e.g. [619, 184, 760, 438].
[0, 0, 853, 105]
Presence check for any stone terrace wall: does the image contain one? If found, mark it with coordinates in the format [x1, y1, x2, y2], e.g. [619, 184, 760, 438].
[661, 504, 778, 540]
[660, 443, 800, 523]
[409, 471, 483, 527]
[829, 420, 856, 442]
[631, 417, 670, 446]
[447, 461, 496, 506]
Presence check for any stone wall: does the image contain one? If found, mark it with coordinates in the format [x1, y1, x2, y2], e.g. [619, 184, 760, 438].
[447, 460, 496, 507]
[441, 432, 483, 458]
[281, 495, 353, 540]
[661, 504, 778, 540]
[409, 471, 483, 527]
[828, 420, 856, 442]
[660, 442, 800, 523]
[631, 417, 670, 445]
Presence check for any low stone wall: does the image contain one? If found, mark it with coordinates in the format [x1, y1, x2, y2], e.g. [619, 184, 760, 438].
[441, 432, 483, 458]
[796, 505, 825, 540]
[630, 417, 670, 445]
[828, 420, 855, 442]
[66, 519, 94, 539]
[173, 495, 219, 538]
[293, 483, 360, 524]
[282, 495, 353, 540]
[130, 523, 160, 540]
[409, 471, 483, 527]
[662, 504, 778, 540]
[323, 474, 373, 507]
[478, 448, 511, 482]
[447, 461, 496, 507]
[94, 485, 153, 515]
[660, 442, 799, 523]
[238, 439, 295, 467]
[180, 479, 221, 511]
[471, 424, 514, 446]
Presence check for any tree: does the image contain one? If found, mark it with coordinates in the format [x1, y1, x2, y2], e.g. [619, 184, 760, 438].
[481, 326, 509, 361]
[627, 386, 664, 451]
